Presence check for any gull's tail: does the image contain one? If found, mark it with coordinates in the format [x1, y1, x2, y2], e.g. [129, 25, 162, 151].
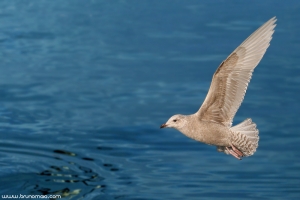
[230, 118, 259, 156]
[217, 118, 259, 157]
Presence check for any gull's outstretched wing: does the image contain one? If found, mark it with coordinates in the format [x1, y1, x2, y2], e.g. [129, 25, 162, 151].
[196, 17, 276, 127]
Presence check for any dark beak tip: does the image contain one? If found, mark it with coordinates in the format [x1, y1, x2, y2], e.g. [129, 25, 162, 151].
[160, 124, 167, 129]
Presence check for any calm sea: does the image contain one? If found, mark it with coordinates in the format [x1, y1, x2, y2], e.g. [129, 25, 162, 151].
[0, 1, 299, 199]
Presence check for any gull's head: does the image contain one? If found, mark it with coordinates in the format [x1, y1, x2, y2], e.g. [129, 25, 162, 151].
[160, 114, 187, 130]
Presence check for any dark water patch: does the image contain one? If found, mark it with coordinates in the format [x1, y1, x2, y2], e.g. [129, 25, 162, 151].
[9, 31, 55, 40]
[82, 157, 94, 161]
[53, 149, 76, 157]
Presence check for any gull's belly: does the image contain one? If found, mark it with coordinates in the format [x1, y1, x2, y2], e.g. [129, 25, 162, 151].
[180, 121, 231, 146]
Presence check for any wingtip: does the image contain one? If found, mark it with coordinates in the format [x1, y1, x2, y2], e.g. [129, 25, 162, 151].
[271, 17, 277, 31]
[270, 16, 277, 25]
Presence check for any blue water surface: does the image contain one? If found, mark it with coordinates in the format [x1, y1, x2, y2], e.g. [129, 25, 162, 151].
[0, 1, 299, 199]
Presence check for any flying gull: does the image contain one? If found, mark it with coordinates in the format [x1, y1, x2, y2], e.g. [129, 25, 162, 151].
[160, 17, 276, 160]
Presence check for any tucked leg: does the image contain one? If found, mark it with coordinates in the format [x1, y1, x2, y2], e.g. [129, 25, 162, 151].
[230, 144, 244, 157]
[226, 147, 241, 160]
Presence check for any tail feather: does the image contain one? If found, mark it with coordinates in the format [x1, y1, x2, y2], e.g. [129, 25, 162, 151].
[217, 118, 259, 157]
[231, 118, 257, 132]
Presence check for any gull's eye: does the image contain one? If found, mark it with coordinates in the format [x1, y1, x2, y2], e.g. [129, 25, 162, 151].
[173, 119, 177, 122]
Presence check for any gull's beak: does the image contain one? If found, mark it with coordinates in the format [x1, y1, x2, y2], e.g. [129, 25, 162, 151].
[160, 123, 167, 129]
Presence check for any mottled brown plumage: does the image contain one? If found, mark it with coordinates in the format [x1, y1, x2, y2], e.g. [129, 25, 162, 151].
[161, 17, 276, 160]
